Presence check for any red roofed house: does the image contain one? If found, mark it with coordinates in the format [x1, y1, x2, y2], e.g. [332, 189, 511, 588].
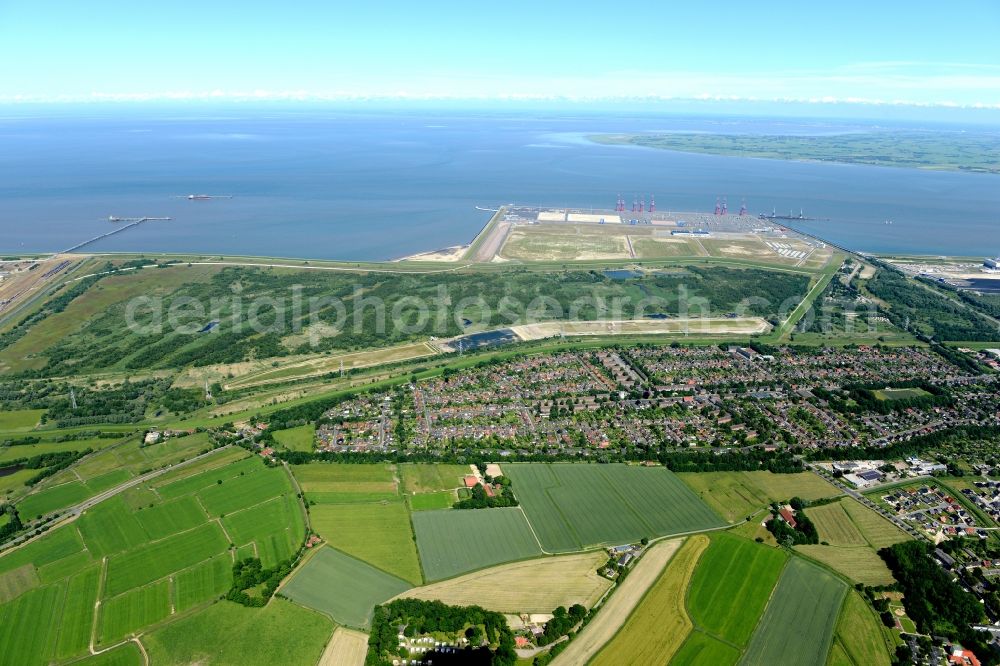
[464, 475, 480, 489]
[950, 647, 982, 666]
[779, 507, 798, 529]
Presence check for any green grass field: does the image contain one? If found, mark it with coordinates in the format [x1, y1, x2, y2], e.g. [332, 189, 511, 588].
[826, 590, 893, 666]
[679, 471, 841, 522]
[197, 465, 294, 516]
[104, 522, 229, 597]
[224, 492, 304, 567]
[0, 438, 310, 662]
[153, 455, 261, 501]
[135, 495, 208, 540]
[73, 643, 144, 666]
[0, 582, 65, 666]
[687, 533, 788, 647]
[873, 387, 932, 401]
[0, 409, 45, 431]
[292, 462, 399, 504]
[174, 554, 233, 611]
[281, 545, 412, 628]
[78, 496, 150, 557]
[271, 424, 316, 452]
[309, 501, 421, 584]
[98, 579, 171, 644]
[16, 481, 92, 519]
[56, 565, 101, 659]
[143, 597, 333, 666]
[672, 631, 741, 666]
[409, 490, 455, 511]
[505, 463, 724, 551]
[399, 463, 470, 494]
[412, 507, 543, 581]
[0, 563, 38, 603]
[0, 523, 86, 577]
[739, 558, 848, 666]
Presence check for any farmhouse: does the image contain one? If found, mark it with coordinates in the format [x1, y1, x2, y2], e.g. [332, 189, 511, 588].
[779, 507, 798, 529]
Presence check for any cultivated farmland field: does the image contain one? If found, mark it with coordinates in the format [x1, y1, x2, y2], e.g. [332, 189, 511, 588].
[56, 566, 101, 658]
[827, 590, 893, 666]
[590, 535, 710, 666]
[397, 551, 611, 613]
[318, 627, 369, 666]
[0, 583, 65, 666]
[739, 558, 848, 666]
[797, 498, 909, 585]
[551, 538, 684, 666]
[0, 408, 44, 430]
[174, 554, 233, 611]
[310, 501, 421, 584]
[281, 546, 412, 628]
[411, 507, 542, 581]
[144, 597, 333, 666]
[399, 463, 470, 494]
[678, 471, 841, 522]
[17, 481, 91, 519]
[98, 579, 171, 643]
[292, 462, 399, 504]
[77, 496, 149, 557]
[103, 521, 229, 596]
[197, 465, 294, 516]
[505, 463, 724, 552]
[807, 498, 908, 549]
[271, 424, 316, 451]
[671, 632, 741, 666]
[686, 533, 788, 647]
[794, 545, 896, 586]
[408, 490, 454, 511]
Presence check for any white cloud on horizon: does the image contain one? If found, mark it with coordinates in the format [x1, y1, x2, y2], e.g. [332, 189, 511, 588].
[3, 62, 999, 109]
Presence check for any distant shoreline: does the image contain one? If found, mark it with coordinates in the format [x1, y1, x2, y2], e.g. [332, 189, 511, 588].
[588, 132, 1000, 175]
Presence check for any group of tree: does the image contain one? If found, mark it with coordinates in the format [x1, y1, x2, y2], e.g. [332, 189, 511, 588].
[453, 477, 518, 510]
[865, 265, 999, 342]
[226, 557, 294, 607]
[880, 541, 997, 665]
[535, 604, 586, 646]
[366, 598, 515, 666]
[765, 498, 819, 546]
[807, 425, 1000, 463]
[0, 505, 22, 543]
[813, 380, 952, 416]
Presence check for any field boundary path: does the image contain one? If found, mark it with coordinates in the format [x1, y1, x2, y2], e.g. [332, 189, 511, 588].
[0, 445, 235, 553]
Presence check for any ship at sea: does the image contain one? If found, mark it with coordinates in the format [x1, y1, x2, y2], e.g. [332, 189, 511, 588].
[758, 208, 828, 222]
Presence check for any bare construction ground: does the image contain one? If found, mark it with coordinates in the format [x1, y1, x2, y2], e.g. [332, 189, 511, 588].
[395, 551, 612, 613]
[497, 221, 831, 268]
[187, 342, 438, 390]
[551, 538, 684, 666]
[511, 317, 771, 341]
[318, 627, 369, 666]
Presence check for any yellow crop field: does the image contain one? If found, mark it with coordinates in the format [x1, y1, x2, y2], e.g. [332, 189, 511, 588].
[397, 551, 611, 613]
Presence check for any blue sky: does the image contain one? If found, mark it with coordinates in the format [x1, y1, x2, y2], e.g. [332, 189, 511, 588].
[2, 1, 999, 109]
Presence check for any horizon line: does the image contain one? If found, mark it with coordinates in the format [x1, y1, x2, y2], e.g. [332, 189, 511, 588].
[2, 92, 1000, 111]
